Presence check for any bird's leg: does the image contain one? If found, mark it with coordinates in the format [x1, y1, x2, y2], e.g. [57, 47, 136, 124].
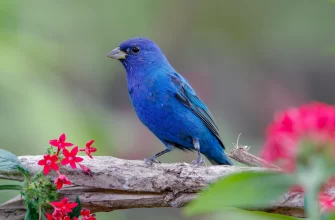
[144, 148, 172, 166]
[192, 138, 206, 166]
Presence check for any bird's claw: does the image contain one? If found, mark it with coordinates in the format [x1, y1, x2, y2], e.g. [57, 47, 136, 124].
[144, 157, 161, 166]
[192, 157, 205, 166]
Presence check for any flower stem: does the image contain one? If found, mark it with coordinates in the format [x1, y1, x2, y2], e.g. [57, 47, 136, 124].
[305, 184, 320, 220]
[39, 204, 42, 220]
[299, 157, 325, 220]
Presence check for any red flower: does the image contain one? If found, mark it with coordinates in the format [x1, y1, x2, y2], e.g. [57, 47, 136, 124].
[38, 154, 59, 175]
[79, 164, 92, 176]
[81, 209, 96, 220]
[49, 133, 73, 150]
[80, 140, 97, 159]
[80, 209, 91, 216]
[46, 207, 68, 220]
[319, 192, 335, 212]
[261, 102, 335, 172]
[54, 174, 71, 190]
[46, 213, 53, 220]
[50, 198, 78, 214]
[61, 146, 83, 169]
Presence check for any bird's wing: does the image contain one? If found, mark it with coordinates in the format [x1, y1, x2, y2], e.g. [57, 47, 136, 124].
[169, 72, 225, 149]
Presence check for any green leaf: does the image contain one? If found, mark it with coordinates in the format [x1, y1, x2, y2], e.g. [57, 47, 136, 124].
[25, 202, 39, 220]
[0, 148, 22, 171]
[0, 184, 21, 190]
[321, 212, 335, 220]
[69, 195, 82, 219]
[184, 171, 295, 216]
[212, 208, 302, 220]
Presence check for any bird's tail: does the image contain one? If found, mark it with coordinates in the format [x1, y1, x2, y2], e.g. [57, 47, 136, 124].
[206, 151, 233, 165]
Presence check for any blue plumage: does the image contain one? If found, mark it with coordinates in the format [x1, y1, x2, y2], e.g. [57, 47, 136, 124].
[108, 38, 232, 165]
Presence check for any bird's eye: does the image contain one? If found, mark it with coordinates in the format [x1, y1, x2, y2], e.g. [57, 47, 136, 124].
[131, 46, 140, 54]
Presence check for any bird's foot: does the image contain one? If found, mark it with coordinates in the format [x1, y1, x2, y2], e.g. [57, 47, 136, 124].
[192, 156, 206, 166]
[144, 157, 161, 166]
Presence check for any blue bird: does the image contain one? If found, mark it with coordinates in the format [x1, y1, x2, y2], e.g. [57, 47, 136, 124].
[108, 38, 233, 166]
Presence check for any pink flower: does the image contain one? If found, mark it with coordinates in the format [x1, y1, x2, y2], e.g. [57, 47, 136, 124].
[50, 198, 78, 214]
[61, 146, 83, 169]
[79, 140, 97, 159]
[319, 193, 335, 212]
[54, 174, 71, 190]
[261, 102, 335, 172]
[49, 133, 73, 150]
[38, 154, 59, 175]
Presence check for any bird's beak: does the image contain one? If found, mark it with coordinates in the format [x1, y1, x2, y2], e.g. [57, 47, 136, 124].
[107, 47, 127, 60]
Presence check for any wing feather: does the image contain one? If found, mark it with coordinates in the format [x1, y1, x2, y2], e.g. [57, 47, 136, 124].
[171, 73, 225, 149]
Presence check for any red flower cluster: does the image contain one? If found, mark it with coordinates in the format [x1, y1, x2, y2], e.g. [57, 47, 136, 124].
[261, 102, 335, 212]
[261, 102, 335, 172]
[46, 198, 78, 220]
[46, 198, 96, 220]
[38, 134, 96, 181]
[37, 133, 97, 219]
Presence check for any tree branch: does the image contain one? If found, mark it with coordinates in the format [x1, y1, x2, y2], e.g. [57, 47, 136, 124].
[228, 137, 281, 169]
[0, 147, 326, 219]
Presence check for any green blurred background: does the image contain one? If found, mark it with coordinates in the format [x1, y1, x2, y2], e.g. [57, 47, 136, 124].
[1, 0, 335, 219]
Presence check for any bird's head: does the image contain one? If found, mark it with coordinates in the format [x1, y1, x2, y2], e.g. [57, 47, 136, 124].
[107, 37, 172, 73]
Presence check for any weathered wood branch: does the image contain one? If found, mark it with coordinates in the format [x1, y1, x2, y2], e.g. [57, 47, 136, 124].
[228, 145, 281, 169]
[0, 146, 329, 219]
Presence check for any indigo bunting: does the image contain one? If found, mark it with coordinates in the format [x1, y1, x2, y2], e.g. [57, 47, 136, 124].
[108, 38, 232, 165]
